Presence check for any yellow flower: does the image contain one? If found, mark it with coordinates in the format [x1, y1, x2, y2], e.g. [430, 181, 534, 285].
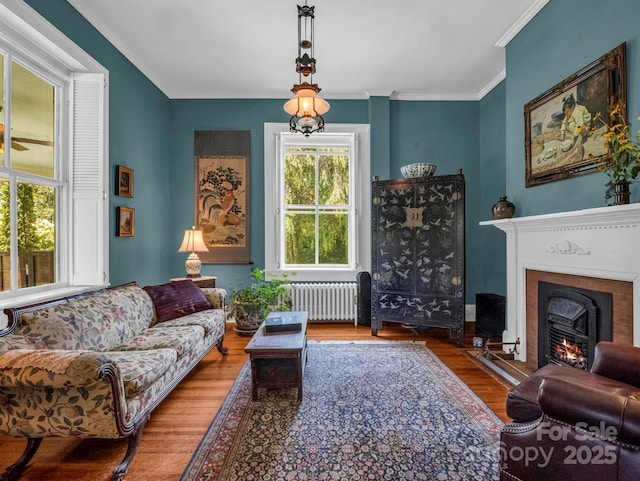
[584, 103, 640, 186]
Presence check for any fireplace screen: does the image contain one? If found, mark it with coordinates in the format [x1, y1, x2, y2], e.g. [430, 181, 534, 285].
[546, 296, 592, 369]
[538, 282, 612, 370]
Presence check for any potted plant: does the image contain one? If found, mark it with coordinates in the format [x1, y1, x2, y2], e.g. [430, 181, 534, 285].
[583, 106, 640, 204]
[228, 268, 293, 334]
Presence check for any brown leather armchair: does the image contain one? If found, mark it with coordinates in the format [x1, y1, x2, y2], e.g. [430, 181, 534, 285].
[500, 342, 640, 481]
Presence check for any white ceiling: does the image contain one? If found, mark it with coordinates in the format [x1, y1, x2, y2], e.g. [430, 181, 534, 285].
[67, 0, 548, 101]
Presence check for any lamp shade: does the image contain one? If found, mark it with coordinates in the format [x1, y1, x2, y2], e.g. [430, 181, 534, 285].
[283, 82, 330, 117]
[178, 227, 208, 253]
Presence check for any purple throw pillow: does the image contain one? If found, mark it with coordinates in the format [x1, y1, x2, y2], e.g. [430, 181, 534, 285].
[143, 280, 212, 323]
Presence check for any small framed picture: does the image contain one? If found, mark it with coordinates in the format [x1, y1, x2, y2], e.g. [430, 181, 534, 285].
[117, 207, 135, 237]
[116, 165, 134, 197]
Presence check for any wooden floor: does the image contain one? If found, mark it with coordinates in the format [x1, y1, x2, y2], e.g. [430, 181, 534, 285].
[0, 322, 511, 481]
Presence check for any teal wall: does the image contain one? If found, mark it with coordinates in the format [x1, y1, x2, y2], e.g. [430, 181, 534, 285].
[168, 98, 371, 294]
[170, 98, 484, 299]
[390, 100, 484, 300]
[27, 0, 173, 287]
[479, 81, 507, 296]
[505, 0, 640, 216]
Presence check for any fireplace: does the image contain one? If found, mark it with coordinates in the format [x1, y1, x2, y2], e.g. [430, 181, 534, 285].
[480, 203, 639, 365]
[537, 281, 612, 370]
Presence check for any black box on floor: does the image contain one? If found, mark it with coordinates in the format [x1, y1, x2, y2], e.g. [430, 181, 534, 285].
[356, 271, 371, 326]
[475, 293, 505, 339]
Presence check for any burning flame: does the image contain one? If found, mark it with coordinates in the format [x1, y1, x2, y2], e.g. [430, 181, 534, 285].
[555, 338, 583, 361]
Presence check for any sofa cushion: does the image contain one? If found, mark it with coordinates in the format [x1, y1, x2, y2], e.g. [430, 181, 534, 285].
[144, 281, 212, 323]
[151, 309, 225, 338]
[104, 349, 178, 398]
[112, 325, 204, 359]
[15, 284, 154, 352]
[201, 288, 226, 310]
[0, 335, 36, 351]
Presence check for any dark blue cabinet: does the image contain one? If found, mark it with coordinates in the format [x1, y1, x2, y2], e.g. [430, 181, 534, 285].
[371, 173, 465, 346]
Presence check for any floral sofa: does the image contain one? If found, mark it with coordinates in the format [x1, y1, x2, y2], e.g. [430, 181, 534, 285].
[0, 280, 227, 481]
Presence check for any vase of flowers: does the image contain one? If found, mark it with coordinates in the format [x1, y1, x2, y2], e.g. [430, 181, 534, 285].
[584, 105, 640, 205]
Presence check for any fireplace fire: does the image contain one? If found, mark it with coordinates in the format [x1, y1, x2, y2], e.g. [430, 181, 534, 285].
[552, 338, 587, 369]
[538, 281, 612, 370]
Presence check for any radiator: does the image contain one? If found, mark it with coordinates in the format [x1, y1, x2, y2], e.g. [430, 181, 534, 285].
[286, 282, 357, 323]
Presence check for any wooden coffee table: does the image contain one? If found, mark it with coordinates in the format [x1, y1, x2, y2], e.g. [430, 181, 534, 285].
[244, 311, 308, 401]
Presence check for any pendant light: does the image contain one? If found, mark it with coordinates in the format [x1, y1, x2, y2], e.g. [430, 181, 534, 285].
[283, 2, 329, 136]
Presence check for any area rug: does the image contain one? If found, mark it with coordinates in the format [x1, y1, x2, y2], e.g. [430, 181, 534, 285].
[180, 341, 503, 481]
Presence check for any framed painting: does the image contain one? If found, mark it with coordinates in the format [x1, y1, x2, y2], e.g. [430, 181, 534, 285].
[195, 155, 249, 263]
[524, 43, 626, 187]
[116, 165, 134, 197]
[116, 207, 134, 237]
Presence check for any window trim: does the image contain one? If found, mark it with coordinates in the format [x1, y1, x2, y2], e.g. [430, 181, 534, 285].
[264, 123, 371, 282]
[0, 0, 108, 314]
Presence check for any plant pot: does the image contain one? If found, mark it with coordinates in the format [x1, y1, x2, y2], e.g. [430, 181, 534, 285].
[613, 181, 630, 205]
[230, 300, 265, 335]
[230, 301, 288, 335]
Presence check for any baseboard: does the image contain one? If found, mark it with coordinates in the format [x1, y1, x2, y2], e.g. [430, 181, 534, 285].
[465, 304, 476, 322]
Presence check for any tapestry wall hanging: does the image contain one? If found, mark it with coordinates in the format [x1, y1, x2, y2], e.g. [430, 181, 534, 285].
[524, 43, 626, 187]
[194, 131, 251, 264]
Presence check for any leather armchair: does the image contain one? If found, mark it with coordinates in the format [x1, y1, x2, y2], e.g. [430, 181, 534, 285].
[500, 342, 640, 481]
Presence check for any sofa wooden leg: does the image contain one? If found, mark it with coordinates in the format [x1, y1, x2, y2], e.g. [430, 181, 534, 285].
[1, 438, 42, 481]
[110, 415, 149, 481]
[216, 338, 228, 355]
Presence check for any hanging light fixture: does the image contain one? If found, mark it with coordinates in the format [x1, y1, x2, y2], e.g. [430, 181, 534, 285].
[283, 2, 329, 137]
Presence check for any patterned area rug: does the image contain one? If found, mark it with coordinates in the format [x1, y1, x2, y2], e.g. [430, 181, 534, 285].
[180, 341, 503, 481]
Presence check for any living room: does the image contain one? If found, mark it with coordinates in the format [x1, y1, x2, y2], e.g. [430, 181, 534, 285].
[1, 0, 639, 479]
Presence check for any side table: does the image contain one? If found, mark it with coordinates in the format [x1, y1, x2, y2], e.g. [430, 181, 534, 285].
[170, 275, 217, 288]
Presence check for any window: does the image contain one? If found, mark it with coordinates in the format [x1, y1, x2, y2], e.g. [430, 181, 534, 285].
[0, 0, 108, 307]
[0, 54, 59, 291]
[284, 144, 351, 267]
[264, 124, 370, 282]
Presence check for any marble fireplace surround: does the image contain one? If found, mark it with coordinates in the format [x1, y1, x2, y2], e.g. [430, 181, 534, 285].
[481, 203, 640, 364]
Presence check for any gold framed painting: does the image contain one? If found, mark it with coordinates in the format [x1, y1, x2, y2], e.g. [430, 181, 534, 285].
[524, 43, 626, 187]
[116, 165, 134, 197]
[117, 206, 135, 237]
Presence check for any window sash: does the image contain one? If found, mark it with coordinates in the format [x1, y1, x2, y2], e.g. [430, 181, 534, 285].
[280, 135, 354, 269]
[264, 123, 371, 283]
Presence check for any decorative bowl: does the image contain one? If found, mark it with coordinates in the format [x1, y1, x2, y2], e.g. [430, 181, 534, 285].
[400, 162, 437, 178]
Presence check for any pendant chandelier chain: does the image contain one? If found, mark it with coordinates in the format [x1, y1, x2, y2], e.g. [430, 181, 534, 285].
[283, 1, 329, 137]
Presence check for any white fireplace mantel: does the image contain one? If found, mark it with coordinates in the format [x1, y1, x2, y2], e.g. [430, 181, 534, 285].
[480, 203, 640, 361]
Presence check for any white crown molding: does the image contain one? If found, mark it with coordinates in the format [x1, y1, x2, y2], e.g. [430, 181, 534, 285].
[366, 90, 395, 98]
[496, 0, 550, 47]
[391, 92, 481, 102]
[477, 70, 506, 100]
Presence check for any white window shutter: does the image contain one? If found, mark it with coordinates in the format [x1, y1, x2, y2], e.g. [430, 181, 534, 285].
[71, 72, 107, 285]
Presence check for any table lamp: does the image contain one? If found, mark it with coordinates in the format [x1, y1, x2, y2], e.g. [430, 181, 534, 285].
[178, 226, 209, 277]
